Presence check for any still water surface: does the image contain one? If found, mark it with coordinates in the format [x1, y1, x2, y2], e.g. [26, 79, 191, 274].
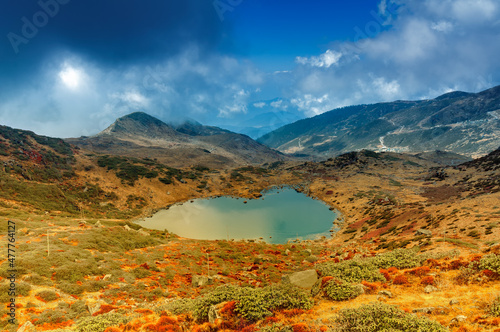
[137, 188, 338, 244]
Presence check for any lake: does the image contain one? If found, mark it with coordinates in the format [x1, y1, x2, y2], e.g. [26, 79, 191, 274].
[137, 188, 339, 244]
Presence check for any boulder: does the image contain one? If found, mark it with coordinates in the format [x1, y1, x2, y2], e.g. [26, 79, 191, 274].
[416, 229, 432, 236]
[424, 285, 438, 293]
[192, 275, 214, 287]
[378, 290, 393, 298]
[282, 269, 318, 289]
[413, 307, 435, 314]
[138, 229, 150, 236]
[450, 315, 467, 324]
[87, 301, 103, 315]
[449, 299, 460, 305]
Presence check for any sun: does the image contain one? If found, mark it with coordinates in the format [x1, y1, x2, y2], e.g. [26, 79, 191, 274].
[59, 66, 82, 90]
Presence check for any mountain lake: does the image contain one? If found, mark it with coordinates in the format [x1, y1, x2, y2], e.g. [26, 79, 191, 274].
[136, 187, 339, 244]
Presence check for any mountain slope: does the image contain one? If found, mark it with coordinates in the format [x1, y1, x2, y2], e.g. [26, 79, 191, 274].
[67, 112, 285, 168]
[258, 86, 500, 158]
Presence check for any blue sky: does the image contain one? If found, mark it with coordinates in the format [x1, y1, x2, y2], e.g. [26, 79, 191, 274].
[0, 0, 499, 138]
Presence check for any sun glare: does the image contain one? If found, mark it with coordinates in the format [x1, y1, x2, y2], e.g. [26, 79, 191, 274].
[59, 66, 82, 89]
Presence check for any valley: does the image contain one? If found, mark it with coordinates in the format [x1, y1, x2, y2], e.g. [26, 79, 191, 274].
[0, 121, 499, 331]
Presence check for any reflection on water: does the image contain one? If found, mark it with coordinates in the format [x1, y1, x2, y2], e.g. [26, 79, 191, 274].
[137, 188, 338, 244]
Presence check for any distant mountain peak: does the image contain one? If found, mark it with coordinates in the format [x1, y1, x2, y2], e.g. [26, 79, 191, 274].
[99, 112, 179, 139]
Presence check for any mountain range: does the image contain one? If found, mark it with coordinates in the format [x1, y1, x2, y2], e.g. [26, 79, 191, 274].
[258, 86, 500, 159]
[66, 112, 285, 168]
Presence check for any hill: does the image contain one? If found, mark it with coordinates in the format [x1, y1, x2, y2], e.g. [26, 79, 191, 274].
[258, 86, 500, 159]
[67, 112, 286, 168]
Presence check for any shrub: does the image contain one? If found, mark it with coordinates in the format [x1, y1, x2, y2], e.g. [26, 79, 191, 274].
[479, 254, 500, 275]
[194, 284, 313, 322]
[333, 302, 447, 331]
[393, 274, 409, 285]
[372, 248, 422, 269]
[408, 266, 431, 276]
[323, 279, 363, 301]
[36, 290, 59, 302]
[420, 276, 435, 285]
[490, 295, 500, 317]
[76, 312, 130, 332]
[156, 298, 196, 315]
[316, 259, 385, 283]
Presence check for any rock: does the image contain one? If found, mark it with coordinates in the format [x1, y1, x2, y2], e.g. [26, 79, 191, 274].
[208, 304, 221, 324]
[208, 302, 232, 324]
[282, 269, 318, 289]
[304, 249, 312, 255]
[449, 299, 460, 305]
[192, 275, 213, 287]
[450, 315, 467, 324]
[138, 229, 150, 236]
[378, 290, 393, 298]
[424, 285, 438, 293]
[94, 220, 103, 228]
[87, 302, 103, 315]
[285, 249, 291, 256]
[17, 321, 35, 332]
[354, 284, 367, 295]
[416, 229, 432, 236]
[413, 307, 435, 314]
[124, 225, 133, 232]
[103, 274, 112, 281]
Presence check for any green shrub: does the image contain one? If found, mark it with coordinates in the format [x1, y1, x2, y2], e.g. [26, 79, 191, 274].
[36, 290, 58, 302]
[76, 312, 130, 332]
[33, 309, 66, 326]
[323, 279, 363, 301]
[58, 282, 85, 295]
[157, 298, 196, 315]
[372, 247, 422, 269]
[479, 254, 500, 274]
[316, 259, 385, 283]
[490, 295, 500, 317]
[334, 302, 447, 331]
[132, 266, 152, 279]
[194, 284, 313, 322]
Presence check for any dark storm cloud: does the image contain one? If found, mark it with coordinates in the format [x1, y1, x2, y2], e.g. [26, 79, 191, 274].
[0, 0, 223, 77]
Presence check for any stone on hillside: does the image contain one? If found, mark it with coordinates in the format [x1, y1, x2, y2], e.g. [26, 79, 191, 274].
[17, 321, 35, 332]
[424, 285, 438, 293]
[450, 315, 467, 324]
[138, 229, 150, 236]
[103, 274, 112, 281]
[416, 229, 432, 236]
[285, 249, 291, 256]
[413, 307, 435, 314]
[124, 225, 133, 231]
[94, 220, 104, 228]
[304, 249, 312, 255]
[282, 269, 318, 289]
[208, 302, 233, 324]
[449, 299, 460, 305]
[192, 275, 214, 287]
[87, 302, 103, 315]
[378, 290, 393, 298]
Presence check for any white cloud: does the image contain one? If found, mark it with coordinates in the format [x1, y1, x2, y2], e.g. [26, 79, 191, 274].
[253, 102, 266, 108]
[287, 0, 500, 116]
[291, 94, 333, 116]
[296, 50, 343, 68]
[431, 21, 454, 33]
